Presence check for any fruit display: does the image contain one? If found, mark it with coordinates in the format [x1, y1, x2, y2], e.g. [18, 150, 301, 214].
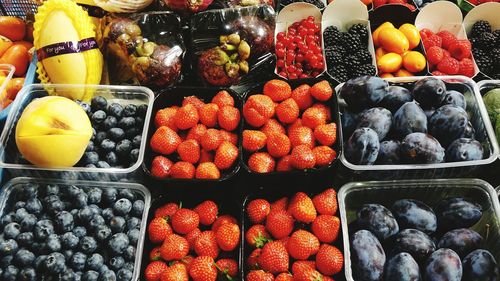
[419, 29, 475, 77]
[275, 16, 325, 79]
[483, 87, 500, 143]
[147, 90, 241, 180]
[468, 20, 500, 79]
[143, 198, 240, 280]
[244, 189, 344, 280]
[324, 24, 376, 82]
[372, 22, 427, 77]
[0, 179, 149, 281]
[242, 79, 338, 173]
[340, 76, 488, 165]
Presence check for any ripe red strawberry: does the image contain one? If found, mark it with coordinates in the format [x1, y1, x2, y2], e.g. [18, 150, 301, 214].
[218, 106, 241, 131]
[181, 255, 194, 271]
[194, 231, 220, 259]
[145, 261, 169, 281]
[175, 104, 199, 130]
[187, 124, 208, 143]
[311, 215, 340, 243]
[177, 139, 201, 164]
[247, 199, 271, 224]
[436, 30, 457, 49]
[287, 230, 320, 260]
[294, 266, 323, 281]
[172, 208, 200, 235]
[314, 123, 337, 146]
[194, 200, 218, 226]
[275, 273, 293, 281]
[449, 40, 471, 60]
[243, 94, 276, 127]
[261, 119, 286, 137]
[246, 270, 274, 281]
[160, 234, 190, 261]
[292, 260, 316, 274]
[151, 156, 174, 179]
[189, 256, 217, 281]
[310, 80, 333, 101]
[200, 129, 222, 151]
[216, 222, 240, 251]
[311, 103, 331, 122]
[313, 146, 336, 167]
[302, 107, 327, 129]
[426, 46, 444, 65]
[155, 107, 178, 131]
[246, 224, 271, 248]
[199, 149, 214, 164]
[289, 126, 315, 148]
[219, 130, 238, 145]
[423, 35, 442, 50]
[276, 155, 293, 172]
[150, 247, 161, 261]
[212, 90, 235, 108]
[458, 58, 475, 77]
[199, 103, 219, 128]
[212, 215, 237, 232]
[312, 188, 337, 215]
[290, 145, 316, 170]
[185, 228, 201, 251]
[170, 162, 196, 179]
[182, 96, 205, 110]
[216, 258, 238, 278]
[155, 202, 179, 218]
[148, 217, 173, 243]
[247, 248, 262, 270]
[316, 244, 343, 276]
[288, 192, 317, 223]
[151, 126, 181, 155]
[248, 152, 276, 173]
[266, 133, 291, 158]
[437, 57, 460, 75]
[195, 162, 221, 179]
[276, 98, 300, 124]
[263, 79, 292, 102]
[258, 241, 289, 274]
[420, 28, 434, 40]
[160, 263, 189, 281]
[276, 236, 289, 250]
[214, 141, 238, 170]
[265, 210, 294, 239]
[243, 130, 267, 152]
[271, 197, 288, 211]
[291, 84, 313, 110]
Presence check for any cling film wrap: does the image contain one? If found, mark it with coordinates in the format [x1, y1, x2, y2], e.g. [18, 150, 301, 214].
[102, 11, 185, 89]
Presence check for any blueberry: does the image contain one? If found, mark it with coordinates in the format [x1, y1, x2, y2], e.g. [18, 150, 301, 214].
[123, 104, 137, 117]
[78, 207, 94, 223]
[127, 218, 141, 230]
[86, 164, 97, 168]
[44, 195, 64, 214]
[75, 193, 89, 208]
[114, 198, 132, 216]
[108, 128, 125, 141]
[14, 248, 35, 266]
[0, 255, 14, 268]
[127, 229, 140, 245]
[109, 216, 126, 233]
[116, 139, 132, 157]
[79, 236, 97, 254]
[46, 234, 62, 252]
[71, 252, 87, 271]
[103, 188, 118, 204]
[25, 198, 42, 215]
[131, 200, 145, 217]
[34, 220, 54, 241]
[2, 265, 19, 281]
[118, 189, 135, 201]
[109, 233, 129, 255]
[56, 211, 74, 232]
[135, 117, 145, 128]
[108, 103, 124, 118]
[45, 252, 66, 274]
[14, 208, 29, 222]
[132, 135, 142, 148]
[88, 205, 102, 216]
[0, 212, 14, 227]
[96, 161, 111, 169]
[82, 270, 99, 281]
[14, 201, 26, 210]
[130, 149, 140, 164]
[63, 249, 73, 259]
[99, 270, 116, 281]
[34, 255, 46, 270]
[81, 152, 100, 166]
[117, 269, 133, 281]
[95, 132, 107, 145]
[18, 267, 36, 281]
[102, 208, 114, 222]
[73, 227, 87, 238]
[137, 104, 148, 117]
[17, 232, 34, 247]
[103, 116, 118, 131]
[100, 139, 116, 152]
[105, 152, 118, 166]
[123, 262, 134, 272]
[45, 184, 60, 195]
[109, 256, 125, 270]
[91, 96, 108, 111]
[86, 253, 104, 271]
[92, 110, 107, 124]
[62, 232, 79, 250]
[67, 185, 82, 198]
[91, 128, 96, 141]
[125, 127, 139, 139]
[88, 188, 102, 204]
[60, 269, 77, 281]
[86, 141, 95, 152]
[20, 214, 37, 232]
[89, 215, 105, 230]
[95, 225, 112, 242]
[99, 264, 110, 275]
[79, 101, 92, 115]
[119, 117, 135, 129]
[123, 245, 135, 261]
[4, 222, 20, 239]
[22, 184, 38, 199]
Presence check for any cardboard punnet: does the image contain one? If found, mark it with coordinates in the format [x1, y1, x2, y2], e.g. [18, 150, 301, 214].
[321, 0, 377, 83]
[274, 2, 325, 79]
[415, 1, 480, 78]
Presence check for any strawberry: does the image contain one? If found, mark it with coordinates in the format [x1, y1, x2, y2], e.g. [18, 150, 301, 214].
[212, 90, 235, 108]
[287, 230, 320, 260]
[160, 234, 190, 261]
[160, 263, 189, 281]
[261, 119, 286, 137]
[200, 149, 214, 163]
[276, 155, 293, 172]
[182, 96, 205, 110]
[175, 104, 199, 130]
[187, 124, 208, 143]
[311, 215, 340, 243]
[289, 126, 315, 148]
[267, 133, 291, 158]
[194, 200, 218, 226]
[185, 228, 202, 251]
[437, 57, 459, 75]
[200, 129, 222, 151]
[172, 208, 200, 234]
[212, 215, 237, 232]
[246, 224, 271, 248]
[271, 197, 288, 211]
[313, 146, 336, 167]
[276, 236, 289, 249]
[275, 273, 293, 281]
[216, 259, 238, 278]
[155, 107, 178, 131]
[195, 162, 221, 179]
[292, 260, 316, 274]
[150, 247, 162, 261]
[218, 106, 241, 131]
[458, 57, 475, 77]
[177, 139, 201, 164]
[290, 145, 316, 170]
[170, 162, 196, 179]
[291, 84, 313, 110]
[151, 126, 181, 155]
[155, 202, 179, 218]
[248, 152, 276, 173]
[288, 192, 317, 223]
[247, 199, 271, 224]
[310, 80, 333, 101]
[302, 107, 327, 129]
[316, 244, 343, 276]
[194, 231, 220, 259]
[214, 141, 238, 170]
[266, 210, 294, 239]
[276, 98, 300, 124]
[219, 130, 238, 145]
[287, 119, 304, 135]
[189, 256, 217, 281]
[243, 94, 276, 127]
[294, 266, 323, 281]
[258, 241, 289, 274]
[199, 103, 219, 128]
[182, 255, 194, 271]
[246, 270, 274, 281]
[148, 217, 173, 243]
[145, 261, 169, 281]
[243, 130, 267, 152]
[247, 248, 262, 269]
[311, 103, 331, 122]
[312, 188, 337, 215]
[151, 156, 174, 179]
[322, 276, 334, 281]
[314, 123, 337, 146]
[263, 79, 292, 102]
[216, 222, 240, 251]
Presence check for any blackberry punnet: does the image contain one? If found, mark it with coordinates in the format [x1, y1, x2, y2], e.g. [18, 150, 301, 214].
[323, 26, 343, 47]
[325, 50, 343, 67]
[478, 32, 496, 51]
[356, 64, 377, 77]
[471, 20, 491, 38]
[356, 49, 373, 64]
[349, 24, 369, 45]
[328, 65, 349, 81]
[342, 33, 362, 54]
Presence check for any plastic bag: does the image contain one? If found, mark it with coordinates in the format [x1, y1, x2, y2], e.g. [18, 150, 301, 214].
[102, 11, 185, 89]
[189, 5, 276, 89]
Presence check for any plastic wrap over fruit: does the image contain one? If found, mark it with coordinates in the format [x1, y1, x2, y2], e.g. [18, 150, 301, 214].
[190, 5, 276, 88]
[163, 0, 214, 15]
[102, 12, 185, 88]
[94, 0, 154, 13]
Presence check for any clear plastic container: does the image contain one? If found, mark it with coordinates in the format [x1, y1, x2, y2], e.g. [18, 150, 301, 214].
[338, 178, 500, 281]
[0, 64, 15, 104]
[477, 79, 500, 160]
[336, 76, 499, 180]
[0, 84, 154, 182]
[0, 176, 151, 281]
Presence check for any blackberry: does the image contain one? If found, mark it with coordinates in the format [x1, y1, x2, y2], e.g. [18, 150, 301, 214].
[323, 26, 342, 47]
[472, 47, 485, 58]
[328, 65, 348, 82]
[356, 49, 373, 64]
[348, 24, 369, 45]
[355, 64, 376, 77]
[476, 56, 494, 74]
[342, 33, 362, 54]
[493, 30, 500, 44]
[325, 50, 343, 68]
[471, 20, 492, 38]
[345, 54, 361, 75]
[492, 48, 500, 62]
[478, 32, 496, 51]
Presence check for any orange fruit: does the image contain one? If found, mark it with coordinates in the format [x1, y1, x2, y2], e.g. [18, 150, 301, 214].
[248, 152, 275, 173]
[0, 45, 29, 76]
[276, 98, 299, 124]
[378, 27, 409, 54]
[402, 51, 426, 73]
[0, 16, 26, 41]
[263, 79, 292, 102]
[375, 47, 388, 60]
[399, 23, 421, 50]
[243, 95, 275, 128]
[372, 22, 395, 47]
[266, 133, 291, 158]
[380, 73, 395, 78]
[377, 53, 403, 73]
[394, 69, 414, 77]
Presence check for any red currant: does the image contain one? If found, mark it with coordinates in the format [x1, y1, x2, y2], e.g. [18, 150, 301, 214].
[289, 73, 298, 79]
[311, 71, 320, 77]
[282, 36, 291, 46]
[294, 35, 303, 44]
[316, 61, 325, 70]
[279, 71, 287, 78]
[276, 48, 285, 58]
[277, 32, 286, 42]
[306, 35, 316, 44]
[276, 42, 284, 49]
[305, 50, 314, 60]
[287, 65, 297, 73]
[296, 53, 305, 63]
[310, 55, 318, 64]
[300, 74, 309, 78]
[299, 28, 308, 37]
[295, 68, 303, 75]
[277, 59, 285, 68]
[312, 44, 322, 54]
[307, 28, 316, 35]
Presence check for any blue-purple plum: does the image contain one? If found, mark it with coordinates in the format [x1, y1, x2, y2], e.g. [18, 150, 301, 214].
[346, 128, 380, 165]
[376, 140, 401, 164]
[392, 229, 436, 263]
[384, 252, 421, 281]
[401, 133, 445, 164]
[434, 197, 482, 232]
[424, 248, 462, 281]
[462, 249, 499, 281]
[351, 230, 386, 281]
[341, 76, 389, 111]
[393, 102, 428, 137]
[357, 107, 393, 140]
[437, 228, 483, 258]
[391, 199, 437, 234]
[357, 204, 399, 241]
[440, 90, 466, 110]
[429, 105, 469, 147]
[411, 77, 446, 109]
[380, 86, 413, 113]
[446, 138, 484, 162]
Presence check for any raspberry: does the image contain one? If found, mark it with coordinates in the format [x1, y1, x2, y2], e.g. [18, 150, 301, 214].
[373, 0, 387, 7]
[442, 49, 451, 58]
[420, 28, 434, 40]
[448, 40, 472, 60]
[458, 58, 475, 77]
[436, 30, 458, 49]
[426, 46, 444, 65]
[423, 35, 442, 50]
[432, 70, 446, 76]
[437, 57, 460, 75]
